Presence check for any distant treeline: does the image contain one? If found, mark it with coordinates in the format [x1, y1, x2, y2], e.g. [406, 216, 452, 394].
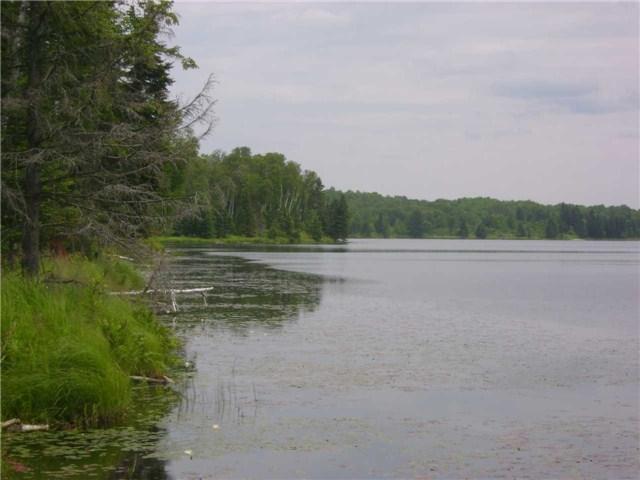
[171, 147, 349, 242]
[172, 148, 639, 242]
[324, 190, 640, 240]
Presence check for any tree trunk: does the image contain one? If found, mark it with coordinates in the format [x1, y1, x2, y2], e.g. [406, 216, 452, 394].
[21, 164, 40, 276]
[21, 1, 45, 277]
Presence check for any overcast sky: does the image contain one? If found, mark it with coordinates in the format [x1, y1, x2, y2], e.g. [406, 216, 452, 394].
[169, 1, 639, 208]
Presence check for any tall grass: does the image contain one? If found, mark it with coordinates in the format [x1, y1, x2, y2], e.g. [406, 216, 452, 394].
[41, 254, 145, 292]
[1, 255, 177, 426]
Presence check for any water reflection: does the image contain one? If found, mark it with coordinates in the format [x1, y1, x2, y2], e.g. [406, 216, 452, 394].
[157, 249, 325, 436]
[161, 249, 323, 333]
[109, 452, 167, 480]
[176, 376, 259, 427]
[158, 242, 639, 479]
[2, 251, 325, 479]
[2, 387, 176, 479]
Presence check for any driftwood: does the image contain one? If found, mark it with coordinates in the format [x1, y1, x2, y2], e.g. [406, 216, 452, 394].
[2, 419, 49, 432]
[1, 418, 20, 429]
[21, 424, 49, 432]
[130, 375, 174, 384]
[170, 289, 178, 312]
[112, 287, 215, 296]
[111, 286, 214, 313]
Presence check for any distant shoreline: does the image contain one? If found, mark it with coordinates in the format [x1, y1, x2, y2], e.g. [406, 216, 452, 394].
[155, 235, 640, 247]
[154, 235, 338, 247]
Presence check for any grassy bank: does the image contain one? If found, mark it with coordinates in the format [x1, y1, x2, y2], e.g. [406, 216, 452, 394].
[1, 255, 177, 427]
[154, 233, 336, 247]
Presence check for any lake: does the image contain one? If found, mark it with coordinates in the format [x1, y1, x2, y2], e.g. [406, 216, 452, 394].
[5, 239, 639, 478]
[160, 239, 639, 478]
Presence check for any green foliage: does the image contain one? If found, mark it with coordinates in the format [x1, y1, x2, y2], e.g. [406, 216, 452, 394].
[475, 222, 488, 239]
[329, 190, 640, 240]
[407, 209, 425, 238]
[458, 220, 469, 239]
[305, 210, 324, 242]
[325, 194, 349, 241]
[1, 257, 176, 426]
[170, 147, 348, 243]
[42, 255, 145, 292]
[545, 216, 560, 239]
[374, 213, 389, 238]
[1, 0, 213, 273]
[153, 233, 334, 247]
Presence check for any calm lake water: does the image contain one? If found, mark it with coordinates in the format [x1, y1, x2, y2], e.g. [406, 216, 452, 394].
[4, 239, 639, 478]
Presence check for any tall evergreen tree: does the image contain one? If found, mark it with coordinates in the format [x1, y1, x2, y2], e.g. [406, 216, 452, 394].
[1, 0, 215, 274]
[326, 194, 349, 241]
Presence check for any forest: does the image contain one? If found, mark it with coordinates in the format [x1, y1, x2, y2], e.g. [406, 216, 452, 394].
[0, 0, 350, 261]
[1, 0, 217, 273]
[171, 164, 640, 242]
[328, 190, 640, 240]
[170, 147, 349, 242]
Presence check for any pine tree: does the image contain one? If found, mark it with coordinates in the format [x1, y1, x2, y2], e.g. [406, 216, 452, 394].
[1, 1, 215, 274]
[326, 194, 349, 241]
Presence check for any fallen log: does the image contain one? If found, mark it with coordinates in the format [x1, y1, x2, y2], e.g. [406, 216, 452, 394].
[169, 287, 214, 293]
[130, 375, 174, 385]
[112, 287, 215, 296]
[1, 419, 49, 432]
[20, 424, 49, 432]
[108, 254, 134, 262]
[1, 418, 20, 429]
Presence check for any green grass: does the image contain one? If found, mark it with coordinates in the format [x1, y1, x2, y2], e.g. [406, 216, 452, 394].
[1, 255, 177, 427]
[41, 254, 145, 291]
[154, 233, 336, 247]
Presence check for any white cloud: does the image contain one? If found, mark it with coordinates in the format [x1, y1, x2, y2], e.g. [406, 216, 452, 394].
[169, 2, 639, 207]
[271, 8, 350, 27]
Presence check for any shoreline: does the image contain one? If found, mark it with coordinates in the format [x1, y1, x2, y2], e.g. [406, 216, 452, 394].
[153, 234, 338, 247]
[154, 235, 640, 248]
[0, 254, 181, 431]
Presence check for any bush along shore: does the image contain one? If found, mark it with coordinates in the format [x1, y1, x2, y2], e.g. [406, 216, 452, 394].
[1, 254, 179, 429]
[153, 233, 338, 248]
